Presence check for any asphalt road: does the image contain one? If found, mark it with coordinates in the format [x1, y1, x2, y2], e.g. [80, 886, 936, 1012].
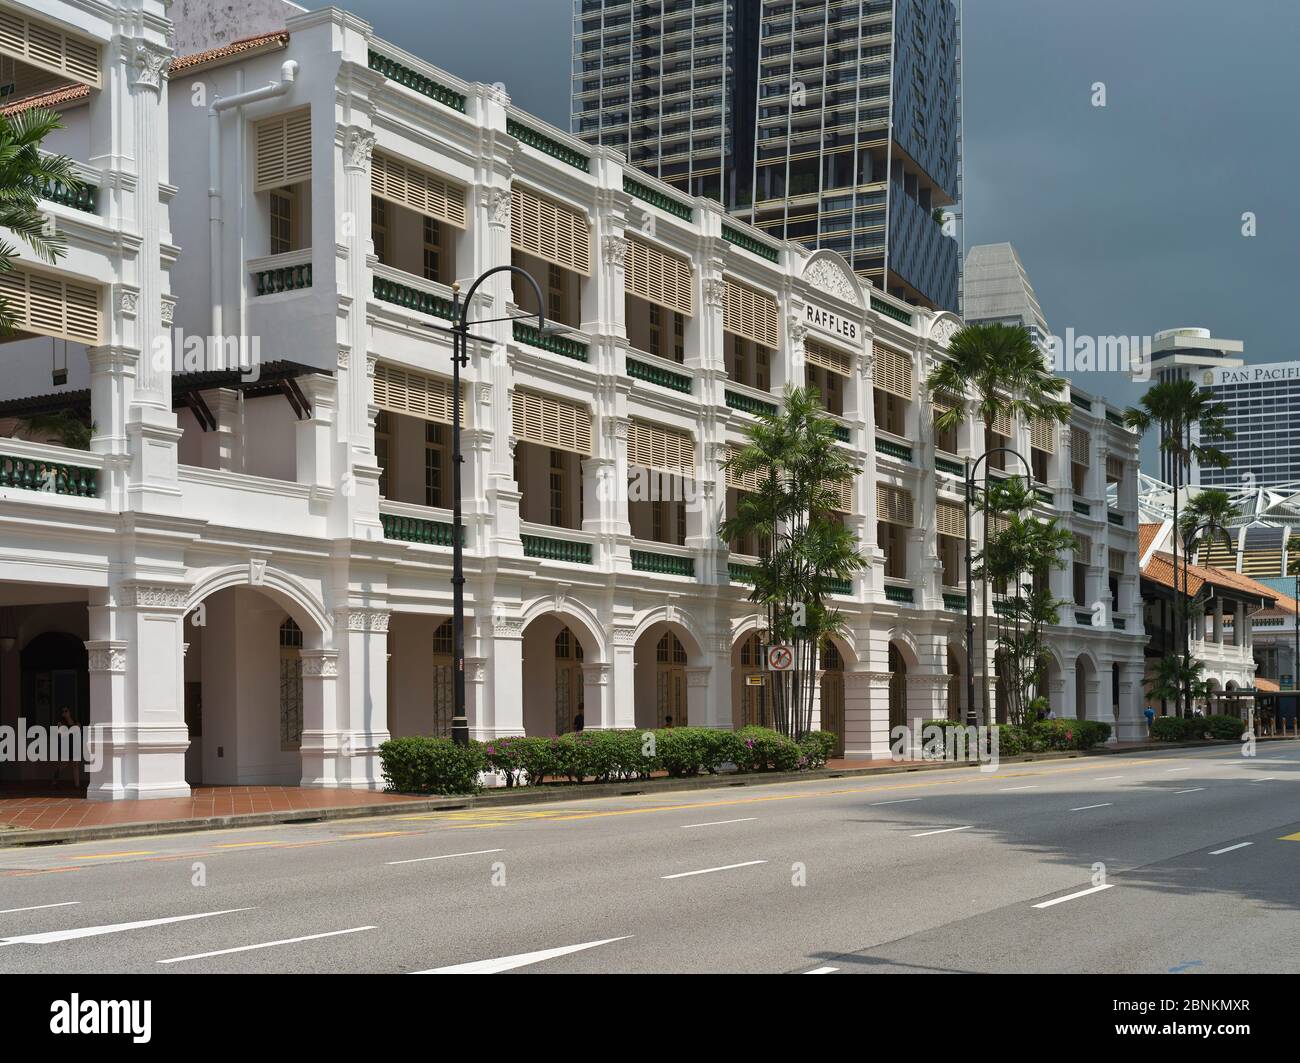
[0, 743, 1296, 974]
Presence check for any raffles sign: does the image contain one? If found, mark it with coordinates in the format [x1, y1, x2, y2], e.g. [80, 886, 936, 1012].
[804, 303, 860, 344]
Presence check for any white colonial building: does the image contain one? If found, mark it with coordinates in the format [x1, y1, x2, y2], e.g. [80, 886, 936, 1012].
[0, 1, 1147, 800]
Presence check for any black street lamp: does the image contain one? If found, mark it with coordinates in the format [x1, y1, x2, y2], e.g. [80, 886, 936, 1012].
[431, 266, 547, 746]
[963, 446, 1033, 728]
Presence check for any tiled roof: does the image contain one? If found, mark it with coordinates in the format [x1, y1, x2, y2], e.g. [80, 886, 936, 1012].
[1138, 522, 1163, 559]
[1254, 676, 1280, 693]
[1142, 549, 1292, 612]
[169, 31, 290, 74]
[1, 83, 91, 116]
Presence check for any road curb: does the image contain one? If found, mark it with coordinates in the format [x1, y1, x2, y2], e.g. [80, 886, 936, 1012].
[0, 736, 1275, 849]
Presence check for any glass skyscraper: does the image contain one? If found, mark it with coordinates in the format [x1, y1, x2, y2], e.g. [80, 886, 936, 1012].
[1198, 361, 1300, 489]
[571, 0, 961, 311]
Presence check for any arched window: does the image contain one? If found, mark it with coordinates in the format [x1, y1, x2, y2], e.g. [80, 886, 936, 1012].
[432, 620, 454, 737]
[279, 618, 304, 751]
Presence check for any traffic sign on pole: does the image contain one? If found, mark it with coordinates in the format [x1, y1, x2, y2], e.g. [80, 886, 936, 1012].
[767, 644, 794, 672]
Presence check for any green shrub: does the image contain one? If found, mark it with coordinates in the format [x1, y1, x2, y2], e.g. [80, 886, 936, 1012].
[994, 724, 1030, 757]
[1150, 715, 1190, 741]
[799, 730, 839, 769]
[379, 736, 486, 794]
[654, 726, 724, 776]
[1203, 714, 1247, 740]
[1029, 718, 1111, 751]
[731, 726, 803, 772]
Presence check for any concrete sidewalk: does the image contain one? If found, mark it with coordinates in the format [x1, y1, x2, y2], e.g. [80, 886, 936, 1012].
[1, 736, 1283, 849]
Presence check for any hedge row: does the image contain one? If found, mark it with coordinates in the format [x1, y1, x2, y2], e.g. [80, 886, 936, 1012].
[923, 718, 1112, 757]
[379, 726, 841, 795]
[1149, 714, 1247, 741]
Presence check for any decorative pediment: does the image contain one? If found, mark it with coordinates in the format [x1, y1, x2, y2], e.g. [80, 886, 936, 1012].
[801, 250, 863, 310]
[928, 314, 964, 349]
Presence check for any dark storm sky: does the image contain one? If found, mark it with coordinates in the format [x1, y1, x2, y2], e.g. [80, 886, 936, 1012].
[326, 0, 1300, 469]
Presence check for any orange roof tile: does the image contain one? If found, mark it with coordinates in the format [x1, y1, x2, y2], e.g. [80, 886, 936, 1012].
[1, 83, 91, 116]
[1138, 522, 1163, 558]
[169, 31, 289, 74]
[1255, 676, 1280, 693]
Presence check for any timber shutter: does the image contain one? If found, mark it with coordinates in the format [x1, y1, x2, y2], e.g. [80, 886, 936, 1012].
[823, 476, 853, 513]
[373, 363, 463, 425]
[1030, 416, 1057, 454]
[805, 337, 851, 376]
[0, 11, 100, 88]
[877, 483, 913, 526]
[723, 278, 778, 348]
[254, 110, 312, 191]
[725, 444, 763, 492]
[511, 388, 592, 455]
[1106, 455, 1125, 481]
[371, 152, 467, 228]
[511, 186, 590, 275]
[874, 346, 913, 400]
[0, 265, 100, 344]
[625, 237, 693, 316]
[989, 410, 1012, 438]
[936, 498, 966, 538]
[627, 420, 695, 475]
[1071, 427, 1091, 465]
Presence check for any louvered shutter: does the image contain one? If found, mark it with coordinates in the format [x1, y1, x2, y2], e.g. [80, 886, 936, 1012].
[723, 279, 779, 348]
[0, 11, 100, 88]
[805, 337, 851, 376]
[1108, 549, 1125, 574]
[254, 110, 312, 191]
[627, 420, 695, 475]
[371, 152, 467, 228]
[987, 512, 1011, 536]
[936, 499, 966, 538]
[1075, 533, 1092, 560]
[1106, 455, 1125, 481]
[1071, 427, 1091, 465]
[725, 444, 763, 492]
[0, 265, 100, 344]
[876, 483, 913, 526]
[511, 389, 592, 455]
[821, 476, 853, 513]
[874, 347, 913, 400]
[1030, 416, 1057, 454]
[989, 410, 1012, 438]
[932, 391, 960, 414]
[625, 238, 693, 317]
[373, 363, 463, 425]
[511, 186, 591, 275]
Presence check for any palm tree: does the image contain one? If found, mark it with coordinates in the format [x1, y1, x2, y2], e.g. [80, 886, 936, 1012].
[927, 322, 1071, 726]
[721, 386, 868, 739]
[1180, 487, 1239, 566]
[1124, 379, 1232, 715]
[0, 107, 80, 333]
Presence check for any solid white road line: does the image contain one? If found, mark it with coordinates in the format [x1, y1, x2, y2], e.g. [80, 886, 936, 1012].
[1094, 775, 1125, 781]
[805, 966, 839, 974]
[1209, 842, 1253, 855]
[1033, 884, 1115, 909]
[1166, 767, 1192, 773]
[681, 818, 758, 829]
[416, 937, 630, 974]
[662, 860, 767, 879]
[385, 848, 503, 866]
[158, 926, 376, 964]
[1070, 803, 1112, 811]
[910, 826, 973, 837]
[871, 798, 922, 806]
[1174, 788, 1206, 794]
[0, 902, 80, 916]
[999, 785, 1037, 791]
[0, 908, 254, 947]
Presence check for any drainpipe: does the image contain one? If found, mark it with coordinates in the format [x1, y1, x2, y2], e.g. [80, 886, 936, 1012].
[208, 60, 299, 347]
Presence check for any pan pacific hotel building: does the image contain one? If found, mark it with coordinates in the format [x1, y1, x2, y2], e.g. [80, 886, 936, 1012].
[1196, 361, 1300, 489]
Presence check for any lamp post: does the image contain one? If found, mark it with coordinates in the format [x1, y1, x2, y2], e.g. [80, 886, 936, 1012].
[439, 266, 547, 746]
[963, 445, 1033, 728]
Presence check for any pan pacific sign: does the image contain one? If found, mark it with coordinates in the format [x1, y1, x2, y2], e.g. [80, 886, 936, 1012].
[1209, 361, 1300, 387]
[803, 303, 860, 344]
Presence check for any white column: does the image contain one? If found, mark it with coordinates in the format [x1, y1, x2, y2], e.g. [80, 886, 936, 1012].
[480, 617, 525, 738]
[299, 649, 341, 786]
[335, 608, 390, 788]
[843, 671, 892, 760]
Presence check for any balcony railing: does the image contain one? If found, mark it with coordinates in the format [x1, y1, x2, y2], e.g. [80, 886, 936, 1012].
[368, 49, 467, 112]
[38, 176, 97, 213]
[728, 561, 758, 585]
[372, 267, 456, 320]
[884, 581, 914, 604]
[626, 356, 692, 394]
[624, 175, 693, 220]
[0, 446, 100, 497]
[1107, 510, 1124, 527]
[631, 549, 695, 577]
[522, 534, 593, 564]
[1073, 500, 1091, 516]
[725, 388, 777, 418]
[875, 434, 913, 463]
[380, 512, 459, 546]
[508, 117, 590, 172]
[936, 455, 965, 477]
[943, 592, 967, 611]
[514, 321, 589, 362]
[250, 250, 313, 296]
[870, 296, 913, 326]
[721, 223, 779, 262]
